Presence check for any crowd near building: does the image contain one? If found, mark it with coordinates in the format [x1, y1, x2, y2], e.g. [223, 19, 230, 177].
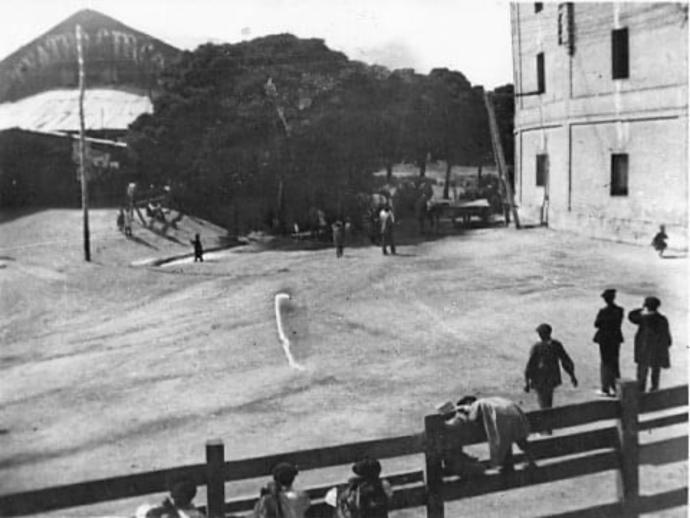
[511, 2, 688, 247]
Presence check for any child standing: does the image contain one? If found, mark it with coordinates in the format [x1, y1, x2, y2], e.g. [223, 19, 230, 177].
[524, 323, 578, 433]
[191, 234, 204, 262]
[651, 225, 668, 257]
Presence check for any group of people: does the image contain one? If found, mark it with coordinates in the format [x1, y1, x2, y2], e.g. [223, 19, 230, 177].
[331, 205, 396, 258]
[432, 289, 674, 477]
[137, 458, 393, 518]
[524, 289, 672, 416]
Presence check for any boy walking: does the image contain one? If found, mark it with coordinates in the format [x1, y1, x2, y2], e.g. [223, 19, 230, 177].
[525, 324, 578, 432]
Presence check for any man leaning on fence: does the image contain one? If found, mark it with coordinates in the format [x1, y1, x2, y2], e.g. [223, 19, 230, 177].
[438, 396, 536, 475]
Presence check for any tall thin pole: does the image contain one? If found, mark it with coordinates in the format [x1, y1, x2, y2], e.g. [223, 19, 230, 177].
[76, 24, 90, 261]
[484, 90, 521, 229]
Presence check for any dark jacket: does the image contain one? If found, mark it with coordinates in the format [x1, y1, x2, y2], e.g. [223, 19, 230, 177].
[525, 339, 575, 391]
[594, 304, 624, 360]
[628, 309, 672, 368]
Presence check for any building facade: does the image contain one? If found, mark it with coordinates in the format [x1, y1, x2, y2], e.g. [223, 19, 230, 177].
[511, 2, 688, 247]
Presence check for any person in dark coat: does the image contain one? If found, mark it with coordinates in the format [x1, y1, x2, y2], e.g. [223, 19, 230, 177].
[651, 225, 668, 257]
[593, 289, 624, 396]
[525, 324, 578, 433]
[628, 296, 672, 392]
[191, 234, 204, 262]
[332, 220, 345, 258]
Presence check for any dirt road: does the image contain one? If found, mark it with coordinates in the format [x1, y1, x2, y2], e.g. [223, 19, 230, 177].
[0, 210, 686, 517]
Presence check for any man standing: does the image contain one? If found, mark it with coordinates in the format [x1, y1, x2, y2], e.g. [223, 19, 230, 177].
[332, 220, 345, 258]
[628, 296, 672, 392]
[379, 205, 396, 255]
[593, 289, 624, 396]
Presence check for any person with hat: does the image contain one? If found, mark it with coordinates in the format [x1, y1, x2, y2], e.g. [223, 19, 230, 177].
[253, 462, 310, 518]
[439, 396, 536, 474]
[325, 457, 392, 517]
[524, 324, 578, 433]
[136, 476, 205, 518]
[593, 289, 625, 397]
[628, 296, 672, 392]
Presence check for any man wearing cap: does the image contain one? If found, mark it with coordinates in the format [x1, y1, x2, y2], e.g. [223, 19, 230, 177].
[525, 324, 578, 433]
[628, 297, 672, 392]
[593, 289, 625, 396]
[253, 462, 310, 518]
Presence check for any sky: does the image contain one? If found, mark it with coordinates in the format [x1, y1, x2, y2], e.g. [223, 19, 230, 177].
[0, 0, 513, 88]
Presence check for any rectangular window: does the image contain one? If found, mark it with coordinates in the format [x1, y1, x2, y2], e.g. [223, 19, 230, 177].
[611, 154, 628, 196]
[535, 3, 544, 13]
[536, 154, 548, 187]
[612, 28, 629, 79]
[536, 53, 545, 94]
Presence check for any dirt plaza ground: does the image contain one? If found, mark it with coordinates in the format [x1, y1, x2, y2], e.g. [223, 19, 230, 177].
[0, 209, 686, 517]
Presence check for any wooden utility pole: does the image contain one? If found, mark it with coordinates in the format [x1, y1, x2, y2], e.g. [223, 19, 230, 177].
[484, 91, 521, 229]
[76, 24, 91, 261]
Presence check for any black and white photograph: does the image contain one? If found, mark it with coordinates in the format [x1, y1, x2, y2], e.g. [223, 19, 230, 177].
[0, 1, 687, 517]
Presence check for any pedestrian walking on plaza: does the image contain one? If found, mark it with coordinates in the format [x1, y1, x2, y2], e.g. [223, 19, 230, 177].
[253, 462, 310, 518]
[628, 296, 672, 392]
[191, 233, 204, 262]
[525, 324, 578, 433]
[332, 220, 345, 258]
[651, 225, 668, 257]
[593, 289, 624, 397]
[379, 205, 396, 255]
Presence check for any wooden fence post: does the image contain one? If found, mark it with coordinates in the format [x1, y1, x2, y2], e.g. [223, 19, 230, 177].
[616, 379, 639, 518]
[424, 414, 445, 518]
[205, 439, 225, 518]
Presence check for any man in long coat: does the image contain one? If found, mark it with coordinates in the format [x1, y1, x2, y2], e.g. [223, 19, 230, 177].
[593, 289, 624, 396]
[628, 296, 672, 392]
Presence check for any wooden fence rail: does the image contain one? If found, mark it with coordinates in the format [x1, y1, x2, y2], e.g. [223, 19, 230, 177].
[0, 381, 686, 517]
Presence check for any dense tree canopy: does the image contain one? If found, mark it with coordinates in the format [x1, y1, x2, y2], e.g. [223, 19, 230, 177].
[126, 34, 510, 232]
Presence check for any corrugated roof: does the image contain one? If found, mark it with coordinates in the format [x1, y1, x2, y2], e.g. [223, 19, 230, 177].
[0, 88, 152, 132]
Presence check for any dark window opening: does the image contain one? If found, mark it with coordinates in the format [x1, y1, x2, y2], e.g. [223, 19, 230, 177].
[611, 154, 628, 196]
[536, 154, 548, 187]
[612, 27, 629, 79]
[535, 3, 544, 13]
[536, 53, 545, 94]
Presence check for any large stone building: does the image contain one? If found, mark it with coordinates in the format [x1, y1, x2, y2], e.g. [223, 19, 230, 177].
[510, 2, 688, 247]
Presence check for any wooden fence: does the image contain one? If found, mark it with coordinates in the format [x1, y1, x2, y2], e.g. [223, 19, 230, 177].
[0, 380, 686, 518]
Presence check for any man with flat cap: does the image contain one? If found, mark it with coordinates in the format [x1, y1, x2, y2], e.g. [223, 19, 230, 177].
[524, 323, 578, 434]
[593, 289, 625, 396]
[628, 296, 672, 392]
